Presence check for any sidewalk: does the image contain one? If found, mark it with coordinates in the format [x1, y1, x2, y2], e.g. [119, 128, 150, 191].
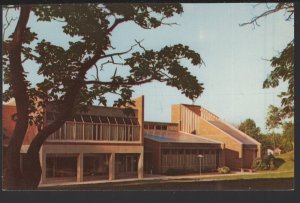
[39, 171, 259, 188]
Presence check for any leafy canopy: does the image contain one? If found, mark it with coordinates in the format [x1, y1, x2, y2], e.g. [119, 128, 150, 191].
[238, 118, 261, 140]
[3, 4, 204, 127]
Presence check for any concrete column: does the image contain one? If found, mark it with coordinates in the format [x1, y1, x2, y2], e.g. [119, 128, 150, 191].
[77, 153, 83, 182]
[39, 147, 46, 184]
[109, 153, 115, 180]
[138, 153, 143, 179]
[257, 144, 261, 158]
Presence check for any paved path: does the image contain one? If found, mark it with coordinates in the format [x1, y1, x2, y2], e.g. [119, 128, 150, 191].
[39, 170, 269, 188]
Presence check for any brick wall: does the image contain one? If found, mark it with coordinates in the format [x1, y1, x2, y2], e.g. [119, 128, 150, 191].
[3, 105, 38, 145]
[198, 118, 243, 170]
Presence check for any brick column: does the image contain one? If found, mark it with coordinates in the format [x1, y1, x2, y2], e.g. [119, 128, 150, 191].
[109, 153, 115, 180]
[138, 153, 143, 179]
[77, 153, 83, 182]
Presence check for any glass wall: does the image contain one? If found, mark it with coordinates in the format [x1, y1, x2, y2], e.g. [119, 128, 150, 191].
[46, 155, 77, 178]
[46, 113, 140, 142]
[161, 149, 217, 173]
[83, 154, 109, 181]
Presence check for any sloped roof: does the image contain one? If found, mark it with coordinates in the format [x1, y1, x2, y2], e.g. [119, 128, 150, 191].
[208, 120, 258, 145]
[145, 130, 222, 145]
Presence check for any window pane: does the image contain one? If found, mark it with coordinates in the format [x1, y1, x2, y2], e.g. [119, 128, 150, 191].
[156, 125, 162, 130]
[100, 116, 109, 124]
[110, 125, 118, 140]
[124, 118, 132, 125]
[131, 118, 139, 125]
[108, 117, 116, 124]
[74, 114, 83, 122]
[116, 117, 125, 125]
[84, 124, 93, 140]
[91, 115, 101, 123]
[82, 115, 92, 123]
[161, 125, 167, 130]
[102, 125, 109, 140]
[76, 123, 84, 140]
[66, 123, 74, 140]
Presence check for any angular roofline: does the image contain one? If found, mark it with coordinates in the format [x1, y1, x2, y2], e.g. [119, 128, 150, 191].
[217, 118, 261, 145]
[179, 131, 224, 145]
[144, 121, 178, 125]
[200, 117, 243, 145]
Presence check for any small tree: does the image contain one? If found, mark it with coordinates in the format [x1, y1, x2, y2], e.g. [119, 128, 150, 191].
[3, 4, 205, 189]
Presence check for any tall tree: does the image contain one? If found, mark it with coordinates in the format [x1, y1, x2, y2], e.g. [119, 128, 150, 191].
[238, 118, 261, 141]
[281, 122, 294, 151]
[3, 4, 205, 189]
[240, 3, 294, 122]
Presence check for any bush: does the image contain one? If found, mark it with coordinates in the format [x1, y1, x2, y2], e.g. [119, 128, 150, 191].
[217, 166, 230, 174]
[251, 155, 285, 171]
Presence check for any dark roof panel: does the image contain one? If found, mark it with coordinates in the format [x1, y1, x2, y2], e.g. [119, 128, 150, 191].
[145, 131, 222, 144]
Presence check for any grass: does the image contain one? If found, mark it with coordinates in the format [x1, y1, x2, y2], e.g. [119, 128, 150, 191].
[40, 151, 294, 190]
[275, 151, 294, 172]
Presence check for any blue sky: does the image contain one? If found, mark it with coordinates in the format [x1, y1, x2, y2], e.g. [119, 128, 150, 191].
[2, 3, 294, 132]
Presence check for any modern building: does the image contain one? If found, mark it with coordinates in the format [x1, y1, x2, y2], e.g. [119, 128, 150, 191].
[3, 96, 144, 184]
[3, 96, 261, 185]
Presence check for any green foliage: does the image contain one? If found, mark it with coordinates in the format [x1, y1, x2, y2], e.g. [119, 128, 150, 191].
[238, 118, 261, 141]
[252, 155, 285, 171]
[263, 41, 294, 122]
[3, 4, 204, 127]
[217, 166, 230, 174]
[265, 105, 283, 130]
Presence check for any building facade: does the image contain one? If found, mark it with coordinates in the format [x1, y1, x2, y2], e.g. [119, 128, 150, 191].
[3, 97, 261, 185]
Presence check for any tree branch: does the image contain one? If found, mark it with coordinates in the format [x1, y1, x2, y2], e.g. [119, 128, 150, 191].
[99, 39, 144, 60]
[85, 77, 154, 87]
[107, 17, 129, 33]
[239, 3, 294, 27]
[2, 8, 17, 39]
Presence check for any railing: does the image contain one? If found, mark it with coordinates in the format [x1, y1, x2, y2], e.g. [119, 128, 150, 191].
[47, 121, 140, 142]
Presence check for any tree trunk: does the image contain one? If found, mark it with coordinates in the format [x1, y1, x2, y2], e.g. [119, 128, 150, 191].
[22, 150, 42, 189]
[4, 5, 32, 190]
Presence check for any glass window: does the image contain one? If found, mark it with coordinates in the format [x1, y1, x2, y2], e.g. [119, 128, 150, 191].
[116, 117, 125, 125]
[124, 118, 132, 125]
[144, 124, 149, 129]
[100, 116, 109, 124]
[131, 118, 139, 125]
[161, 125, 167, 130]
[91, 115, 101, 123]
[74, 114, 83, 122]
[66, 116, 74, 122]
[82, 115, 92, 123]
[156, 125, 162, 130]
[108, 117, 117, 124]
[148, 125, 154, 129]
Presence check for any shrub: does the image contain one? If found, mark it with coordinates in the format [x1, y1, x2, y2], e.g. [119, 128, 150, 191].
[217, 166, 230, 174]
[252, 154, 285, 171]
